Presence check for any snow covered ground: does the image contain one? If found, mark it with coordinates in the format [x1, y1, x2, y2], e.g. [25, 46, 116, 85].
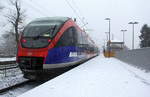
[0, 67, 44, 97]
[0, 68, 28, 91]
[0, 81, 40, 97]
[0, 57, 16, 62]
[19, 55, 150, 97]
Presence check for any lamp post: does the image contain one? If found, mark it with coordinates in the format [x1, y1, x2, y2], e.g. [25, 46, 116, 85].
[121, 29, 127, 44]
[105, 18, 111, 57]
[128, 22, 138, 49]
[105, 32, 109, 41]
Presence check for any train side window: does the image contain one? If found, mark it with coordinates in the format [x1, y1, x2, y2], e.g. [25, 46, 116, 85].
[55, 27, 78, 47]
[70, 27, 78, 45]
[82, 32, 88, 45]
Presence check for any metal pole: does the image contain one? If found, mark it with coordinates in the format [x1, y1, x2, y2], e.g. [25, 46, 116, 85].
[132, 24, 134, 49]
[121, 30, 127, 46]
[128, 22, 138, 50]
[109, 20, 110, 43]
[105, 32, 108, 41]
[4, 65, 6, 77]
[105, 18, 111, 57]
[108, 20, 110, 57]
[123, 31, 125, 43]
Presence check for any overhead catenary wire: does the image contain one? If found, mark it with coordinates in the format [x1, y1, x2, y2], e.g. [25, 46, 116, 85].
[29, 0, 56, 16]
[10, 0, 89, 30]
[23, 0, 50, 17]
[70, 0, 89, 27]
[71, 0, 83, 17]
[64, 0, 87, 28]
[23, 0, 88, 29]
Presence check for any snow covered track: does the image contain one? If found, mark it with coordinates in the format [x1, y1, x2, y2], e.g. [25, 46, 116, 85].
[0, 59, 18, 78]
[0, 64, 18, 70]
[0, 57, 16, 64]
[0, 61, 16, 65]
[19, 55, 150, 97]
[0, 75, 29, 94]
[0, 80, 42, 97]
[0, 58, 30, 95]
[0, 57, 17, 71]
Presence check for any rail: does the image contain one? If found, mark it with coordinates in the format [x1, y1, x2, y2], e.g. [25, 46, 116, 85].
[0, 61, 17, 70]
[0, 59, 29, 94]
[0, 60, 16, 65]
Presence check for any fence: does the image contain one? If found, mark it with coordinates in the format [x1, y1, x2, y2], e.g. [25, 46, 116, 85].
[0, 60, 19, 77]
[115, 47, 150, 72]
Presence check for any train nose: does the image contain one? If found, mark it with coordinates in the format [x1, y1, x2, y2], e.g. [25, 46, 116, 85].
[18, 57, 44, 70]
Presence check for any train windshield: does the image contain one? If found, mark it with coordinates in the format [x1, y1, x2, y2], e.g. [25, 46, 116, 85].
[23, 22, 61, 38]
[21, 21, 62, 48]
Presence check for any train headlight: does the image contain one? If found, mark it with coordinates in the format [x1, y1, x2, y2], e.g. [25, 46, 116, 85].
[48, 39, 51, 42]
[22, 39, 27, 43]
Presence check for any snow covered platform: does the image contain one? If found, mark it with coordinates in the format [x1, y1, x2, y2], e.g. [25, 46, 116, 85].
[19, 55, 150, 97]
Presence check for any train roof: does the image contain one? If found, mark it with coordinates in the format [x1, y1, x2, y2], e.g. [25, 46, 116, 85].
[31, 17, 70, 24]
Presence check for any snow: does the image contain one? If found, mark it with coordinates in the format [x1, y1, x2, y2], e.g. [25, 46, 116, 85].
[0, 67, 40, 97]
[19, 55, 150, 97]
[0, 74, 28, 90]
[111, 39, 123, 43]
[0, 57, 16, 62]
[0, 82, 38, 97]
[0, 68, 28, 91]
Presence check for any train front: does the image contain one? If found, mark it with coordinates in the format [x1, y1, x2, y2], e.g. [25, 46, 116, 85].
[17, 18, 66, 79]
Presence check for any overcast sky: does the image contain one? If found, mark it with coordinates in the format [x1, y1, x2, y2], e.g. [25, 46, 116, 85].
[2, 0, 150, 49]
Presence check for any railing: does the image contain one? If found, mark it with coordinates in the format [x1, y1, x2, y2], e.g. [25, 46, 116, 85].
[0, 60, 20, 77]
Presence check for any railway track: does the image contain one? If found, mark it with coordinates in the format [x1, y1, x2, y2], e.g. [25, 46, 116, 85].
[0, 60, 27, 95]
[0, 79, 30, 93]
[0, 64, 18, 70]
[0, 60, 16, 65]
[0, 60, 19, 78]
[0, 80, 41, 97]
[0, 59, 17, 70]
[0, 60, 41, 97]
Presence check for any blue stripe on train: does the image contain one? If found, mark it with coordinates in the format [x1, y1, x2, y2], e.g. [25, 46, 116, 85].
[44, 46, 86, 64]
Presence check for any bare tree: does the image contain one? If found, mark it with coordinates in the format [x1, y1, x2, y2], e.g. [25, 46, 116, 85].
[5, 0, 26, 45]
[1, 30, 17, 56]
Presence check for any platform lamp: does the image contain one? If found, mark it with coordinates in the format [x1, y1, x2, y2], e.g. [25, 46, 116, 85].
[128, 22, 138, 49]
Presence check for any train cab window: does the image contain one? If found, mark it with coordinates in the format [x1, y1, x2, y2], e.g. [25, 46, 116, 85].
[21, 21, 62, 48]
[56, 27, 78, 47]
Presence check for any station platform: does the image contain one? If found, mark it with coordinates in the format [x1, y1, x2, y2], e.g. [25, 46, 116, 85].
[19, 55, 150, 97]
